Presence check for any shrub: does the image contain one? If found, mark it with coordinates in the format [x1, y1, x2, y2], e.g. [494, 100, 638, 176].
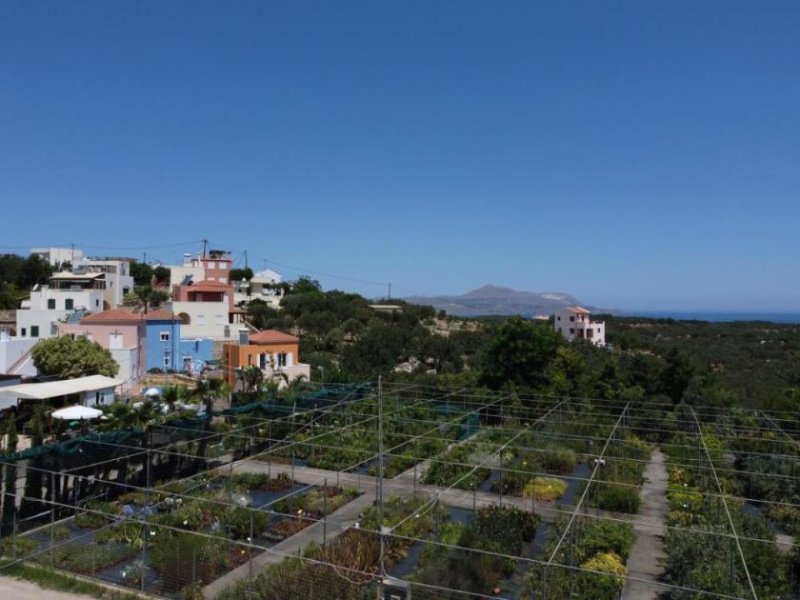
[594, 483, 640, 513]
[75, 511, 109, 529]
[578, 520, 635, 561]
[0, 536, 39, 557]
[523, 477, 568, 501]
[578, 552, 626, 599]
[150, 533, 228, 592]
[538, 446, 577, 475]
[222, 507, 269, 540]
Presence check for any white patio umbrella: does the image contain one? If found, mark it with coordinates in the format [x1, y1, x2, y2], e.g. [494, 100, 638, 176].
[51, 405, 103, 421]
[144, 387, 161, 398]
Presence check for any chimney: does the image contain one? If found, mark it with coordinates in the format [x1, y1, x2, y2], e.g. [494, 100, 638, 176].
[238, 328, 249, 346]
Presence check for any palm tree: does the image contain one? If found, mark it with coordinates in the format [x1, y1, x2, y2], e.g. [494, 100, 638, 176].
[191, 377, 229, 465]
[240, 365, 264, 397]
[161, 385, 184, 414]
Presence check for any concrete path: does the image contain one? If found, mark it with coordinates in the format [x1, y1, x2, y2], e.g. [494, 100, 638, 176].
[0, 577, 91, 600]
[203, 489, 375, 598]
[621, 448, 669, 600]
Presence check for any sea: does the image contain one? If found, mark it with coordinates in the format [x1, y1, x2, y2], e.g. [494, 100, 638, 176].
[622, 311, 800, 324]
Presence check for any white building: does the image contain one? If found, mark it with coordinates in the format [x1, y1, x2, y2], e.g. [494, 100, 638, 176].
[169, 300, 233, 339]
[553, 306, 606, 347]
[0, 374, 123, 412]
[17, 273, 106, 339]
[233, 268, 284, 309]
[0, 331, 38, 376]
[73, 258, 135, 307]
[30, 247, 84, 267]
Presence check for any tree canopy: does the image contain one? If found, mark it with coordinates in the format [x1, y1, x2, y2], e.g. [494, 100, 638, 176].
[0, 253, 53, 309]
[31, 336, 119, 379]
[480, 318, 564, 389]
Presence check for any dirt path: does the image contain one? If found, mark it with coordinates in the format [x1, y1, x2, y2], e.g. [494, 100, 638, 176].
[0, 576, 91, 600]
[620, 448, 669, 600]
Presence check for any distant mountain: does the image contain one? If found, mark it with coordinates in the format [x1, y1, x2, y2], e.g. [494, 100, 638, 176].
[406, 285, 596, 318]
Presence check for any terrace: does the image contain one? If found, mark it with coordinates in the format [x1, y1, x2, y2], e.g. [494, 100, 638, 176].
[1, 382, 799, 599]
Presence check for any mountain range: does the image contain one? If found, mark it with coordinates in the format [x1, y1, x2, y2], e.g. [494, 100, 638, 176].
[406, 285, 596, 318]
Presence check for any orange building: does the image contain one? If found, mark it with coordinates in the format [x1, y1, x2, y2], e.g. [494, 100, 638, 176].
[223, 329, 310, 387]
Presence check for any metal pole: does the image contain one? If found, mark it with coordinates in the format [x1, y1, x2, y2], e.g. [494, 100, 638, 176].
[378, 376, 385, 579]
[323, 477, 328, 546]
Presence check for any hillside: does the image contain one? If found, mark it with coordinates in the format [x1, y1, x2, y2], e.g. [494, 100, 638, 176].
[406, 285, 587, 317]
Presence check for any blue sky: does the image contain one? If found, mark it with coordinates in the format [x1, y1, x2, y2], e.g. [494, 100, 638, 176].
[1, 1, 798, 311]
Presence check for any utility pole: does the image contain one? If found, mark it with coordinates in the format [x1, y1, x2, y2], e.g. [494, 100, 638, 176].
[201, 239, 208, 258]
[143, 252, 146, 265]
[387, 282, 391, 300]
[244, 250, 249, 269]
[378, 375, 386, 580]
[70, 243, 75, 264]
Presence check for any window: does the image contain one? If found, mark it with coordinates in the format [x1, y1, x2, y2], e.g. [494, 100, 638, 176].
[31, 325, 39, 337]
[21, 328, 26, 336]
[47, 299, 56, 309]
[569, 316, 575, 322]
[556, 316, 561, 321]
[219, 277, 227, 284]
[569, 328, 575, 334]
[160, 331, 171, 342]
[219, 262, 227, 270]
[95, 299, 100, 307]
[65, 298, 74, 310]
[277, 352, 287, 367]
[163, 356, 171, 367]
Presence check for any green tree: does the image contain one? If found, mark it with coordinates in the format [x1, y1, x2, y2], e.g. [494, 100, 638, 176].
[480, 318, 563, 390]
[288, 276, 322, 295]
[31, 336, 119, 379]
[660, 348, 696, 403]
[129, 262, 154, 286]
[341, 322, 416, 378]
[153, 265, 171, 285]
[230, 267, 254, 282]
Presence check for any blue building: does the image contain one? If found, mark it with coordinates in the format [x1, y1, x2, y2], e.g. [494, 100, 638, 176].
[144, 310, 213, 374]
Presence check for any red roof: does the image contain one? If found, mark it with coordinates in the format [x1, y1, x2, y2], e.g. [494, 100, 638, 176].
[567, 306, 590, 314]
[249, 330, 299, 344]
[81, 309, 142, 323]
[143, 309, 179, 321]
[185, 279, 232, 292]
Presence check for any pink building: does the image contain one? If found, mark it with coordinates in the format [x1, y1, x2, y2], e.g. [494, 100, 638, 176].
[171, 280, 234, 310]
[58, 309, 146, 388]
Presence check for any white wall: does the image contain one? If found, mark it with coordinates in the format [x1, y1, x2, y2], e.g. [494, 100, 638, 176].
[170, 301, 232, 340]
[80, 388, 115, 407]
[170, 266, 204, 287]
[110, 347, 140, 390]
[16, 288, 105, 339]
[0, 334, 38, 376]
[553, 309, 606, 347]
[31, 247, 84, 266]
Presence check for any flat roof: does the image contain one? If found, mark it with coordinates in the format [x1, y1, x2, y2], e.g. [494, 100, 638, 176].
[0, 375, 123, 401]
[50, 272, 104, 280]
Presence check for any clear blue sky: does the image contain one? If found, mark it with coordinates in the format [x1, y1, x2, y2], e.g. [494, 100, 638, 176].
[1, 1, 798, 311]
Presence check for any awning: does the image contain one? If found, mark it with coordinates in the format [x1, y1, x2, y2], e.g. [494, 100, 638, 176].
[0, 375, 124, 401]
